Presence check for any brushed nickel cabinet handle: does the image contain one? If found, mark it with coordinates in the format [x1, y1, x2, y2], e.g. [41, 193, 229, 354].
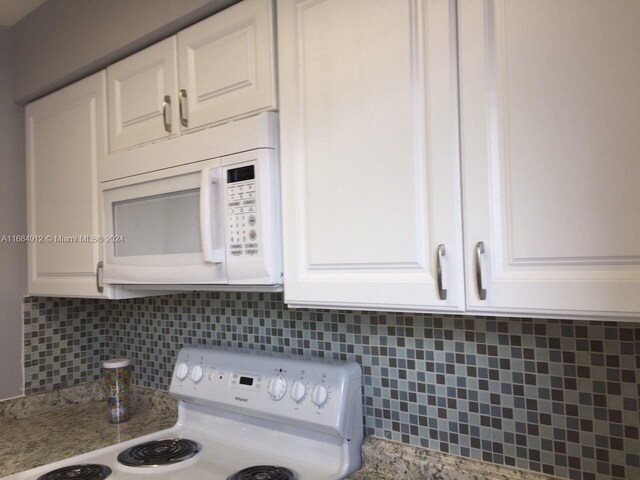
[475, 242, 487, 300]
[96, 261, 104, 294]
[179, 89, 188, 127]
[436, 244, 447, 300]
[162, 95, 172, 133]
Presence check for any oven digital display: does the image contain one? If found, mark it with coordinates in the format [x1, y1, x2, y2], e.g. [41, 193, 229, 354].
[227, 165, 255, 183]
[239, 376, 254, 386]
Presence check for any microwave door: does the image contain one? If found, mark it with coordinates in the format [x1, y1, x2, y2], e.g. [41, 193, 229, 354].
[102, 161, 227, 284]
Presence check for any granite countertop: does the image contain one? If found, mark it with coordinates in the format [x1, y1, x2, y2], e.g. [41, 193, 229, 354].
[349, 437, 562, 480]
[0, 383, 177, 477]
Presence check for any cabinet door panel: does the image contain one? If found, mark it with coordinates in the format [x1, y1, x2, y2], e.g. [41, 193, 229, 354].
[108, 37, 178, 151]
[178, 0, 276, 132]
[279, 0, 464, 311]
[26, 72, 108, 297]
[459, 0, 640, 317]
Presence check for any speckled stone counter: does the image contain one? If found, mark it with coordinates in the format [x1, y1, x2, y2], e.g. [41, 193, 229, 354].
[348, 437, 562, 480]
[0, 384, 177, 477]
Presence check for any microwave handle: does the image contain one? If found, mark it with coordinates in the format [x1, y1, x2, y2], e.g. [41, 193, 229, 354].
[200, 167, 224, 264]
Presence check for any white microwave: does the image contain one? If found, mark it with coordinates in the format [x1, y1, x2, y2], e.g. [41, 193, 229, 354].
[100, 114, 282, 289]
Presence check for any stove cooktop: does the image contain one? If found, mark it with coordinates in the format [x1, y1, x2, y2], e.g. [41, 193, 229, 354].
[16, 429, 325, 479]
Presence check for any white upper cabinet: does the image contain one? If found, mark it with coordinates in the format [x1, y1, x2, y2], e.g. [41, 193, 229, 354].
[26, 72, 109, 297]
[278, 0, 464, 311]
[177, 0, 277, 132]
[105, 0, 276, 155]
[458, 0, 640, 318]
[107, 37, 179, 152]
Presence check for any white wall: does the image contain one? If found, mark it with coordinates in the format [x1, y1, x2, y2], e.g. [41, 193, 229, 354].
[0, 25, 27, 400]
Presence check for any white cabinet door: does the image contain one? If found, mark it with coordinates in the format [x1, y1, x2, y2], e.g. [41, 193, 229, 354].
[26, 72, 109, 297]
[177, 0, 276, 132]
[107, 37, 178, 152]
[279, 0, 464, 311]
[459, 0, 640, 318]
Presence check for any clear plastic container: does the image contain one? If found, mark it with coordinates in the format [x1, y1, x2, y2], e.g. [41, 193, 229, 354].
[103, 358, 131, 423]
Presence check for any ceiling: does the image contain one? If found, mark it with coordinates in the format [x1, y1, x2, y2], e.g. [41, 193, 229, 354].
[0, 0, 46, 26]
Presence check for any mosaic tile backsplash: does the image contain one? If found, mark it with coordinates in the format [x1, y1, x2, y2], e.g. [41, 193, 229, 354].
[23, 293, 640, 480]
[23, 298, 108, 393]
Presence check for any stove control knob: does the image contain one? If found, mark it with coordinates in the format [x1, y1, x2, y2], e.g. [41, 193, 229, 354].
[290, 380, 306, 403]
[268, 374, 287, 401]
[191, 365, 204, 383]
[312, 384, 329, 407]
[176, 362, 189, 380]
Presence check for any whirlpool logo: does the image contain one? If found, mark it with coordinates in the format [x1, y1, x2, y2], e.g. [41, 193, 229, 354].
[234, 396, 249, 402]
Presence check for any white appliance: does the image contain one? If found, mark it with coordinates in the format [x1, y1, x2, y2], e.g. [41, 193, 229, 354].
[5, 346, 364, 480]
[100, 113, 282, 289]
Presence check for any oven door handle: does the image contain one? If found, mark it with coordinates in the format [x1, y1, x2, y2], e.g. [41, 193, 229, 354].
[200, 167, 224, 264]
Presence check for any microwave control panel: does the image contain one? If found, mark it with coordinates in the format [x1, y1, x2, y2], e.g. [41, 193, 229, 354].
[226, 165, 259, 258]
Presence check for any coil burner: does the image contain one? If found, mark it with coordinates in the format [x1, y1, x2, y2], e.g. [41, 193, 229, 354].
[227, 465, 296, 480]
[36, 464, 111, 480]
[117, 438, 200, 467]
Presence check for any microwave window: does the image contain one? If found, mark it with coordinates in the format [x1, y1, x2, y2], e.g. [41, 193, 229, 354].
[113, 189, 201, 257]
[227, 165, 255, 183]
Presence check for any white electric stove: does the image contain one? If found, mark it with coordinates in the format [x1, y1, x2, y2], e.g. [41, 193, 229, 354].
[5, 346, 364, 480]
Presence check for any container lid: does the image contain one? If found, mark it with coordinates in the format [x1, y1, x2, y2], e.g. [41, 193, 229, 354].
[103, 358, 130, 369]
